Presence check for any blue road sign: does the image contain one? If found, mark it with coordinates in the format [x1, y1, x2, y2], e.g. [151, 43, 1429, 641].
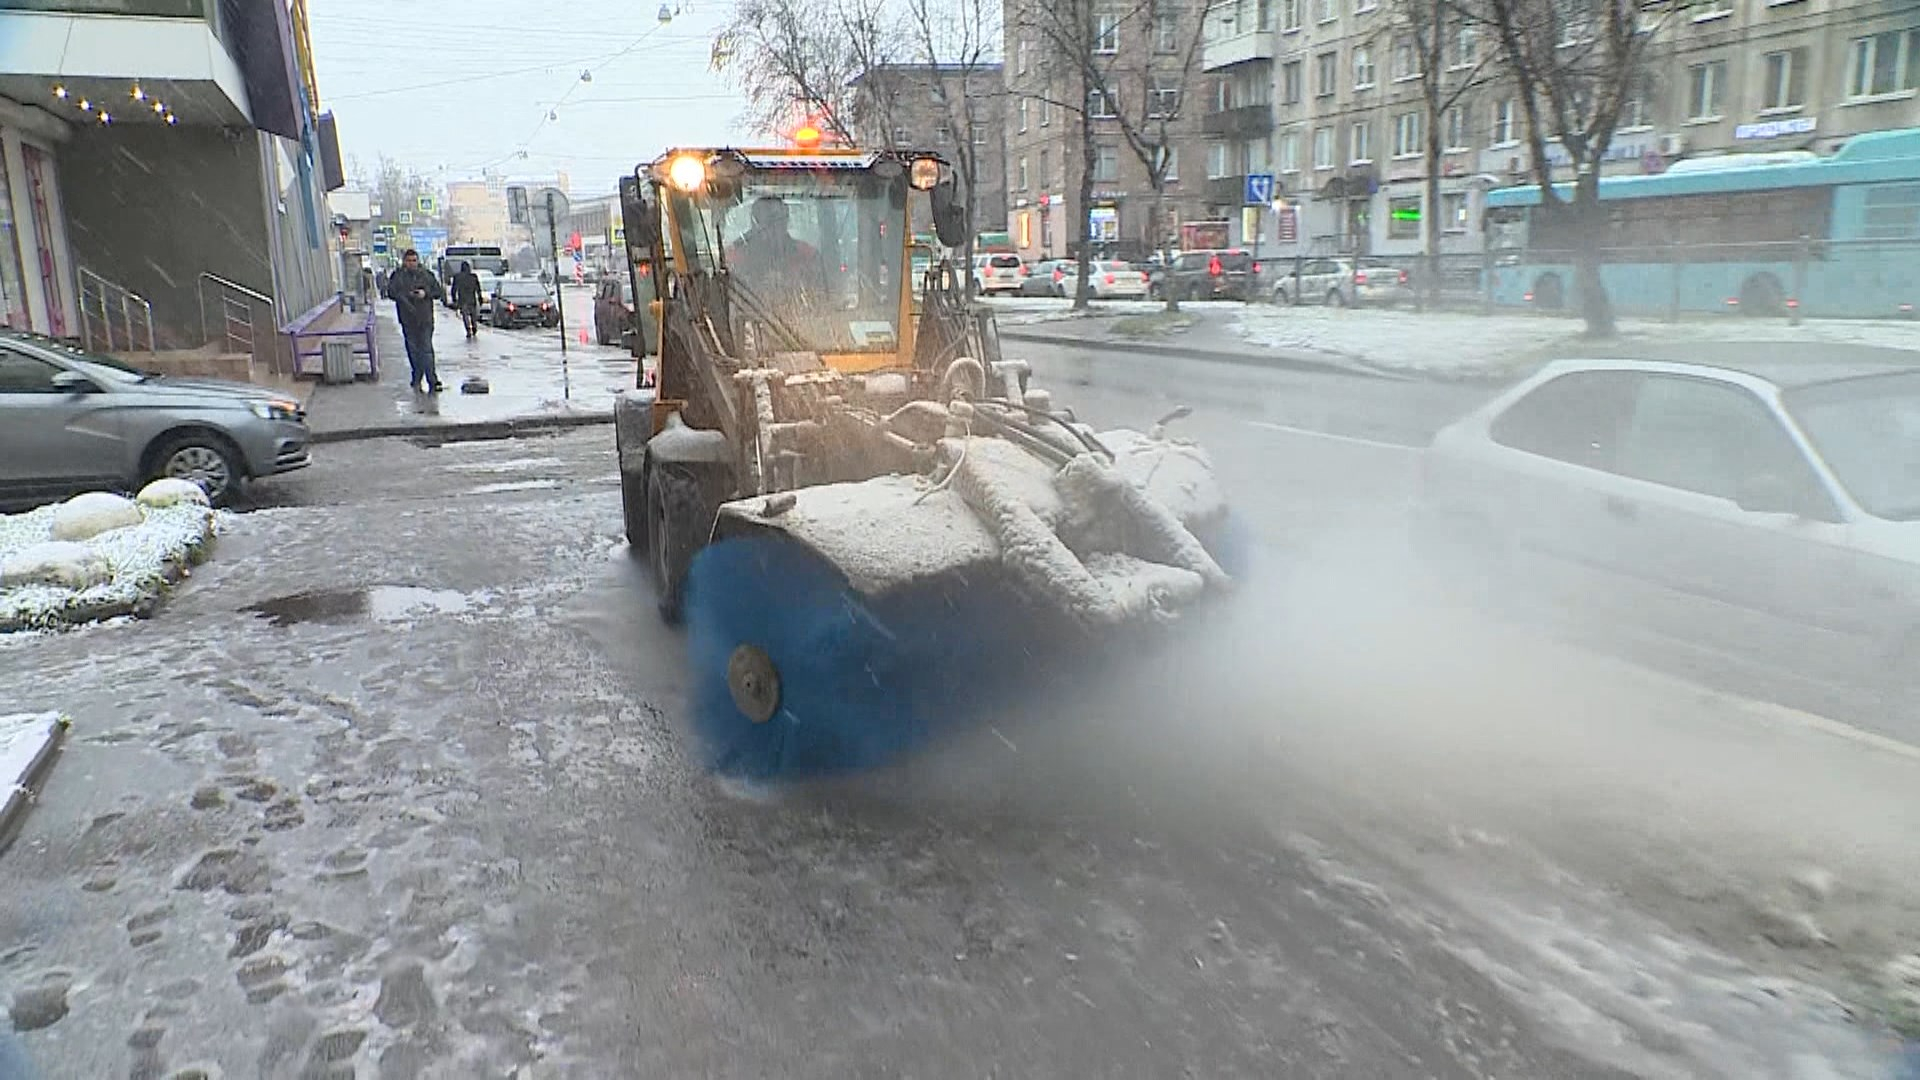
[1245, 173, 1274, 206]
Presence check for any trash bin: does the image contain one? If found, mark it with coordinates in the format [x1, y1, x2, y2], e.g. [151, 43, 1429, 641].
[321, 340, 355, 385]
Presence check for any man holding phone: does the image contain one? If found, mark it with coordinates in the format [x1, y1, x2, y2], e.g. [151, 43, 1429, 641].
[384, 248, 447, 392]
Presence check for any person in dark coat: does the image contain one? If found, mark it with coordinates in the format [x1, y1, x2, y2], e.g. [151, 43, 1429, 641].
[450, 261, 484, 339]
[384, 248, 446, 392]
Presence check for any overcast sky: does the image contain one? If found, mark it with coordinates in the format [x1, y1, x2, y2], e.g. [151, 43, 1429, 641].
[307, 0, 753, 199]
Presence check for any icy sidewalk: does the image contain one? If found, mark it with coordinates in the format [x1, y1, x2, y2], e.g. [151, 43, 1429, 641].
[304, 289, 641, 440]
[1231, 305, 1920, 379]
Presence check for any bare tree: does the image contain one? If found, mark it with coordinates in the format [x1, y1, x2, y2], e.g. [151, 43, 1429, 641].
[1015, 0, 1205, 311]
[712, 0, 903, 141]
[1469, 0, 1696, 335]
[903, 0, 1003, 270]
[1394, 0, 1493, 311]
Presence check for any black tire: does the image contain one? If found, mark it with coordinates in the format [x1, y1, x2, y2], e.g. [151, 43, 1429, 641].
[1532, 273, 1565, 310]
[616, 435, 649, 558]
[1739, 273, 1786, 318]
[147, 430, 244, 507]
[1272, 284, 1291, 306]
[1326, 288, 1347, 308]
[646, 462, 704, 623]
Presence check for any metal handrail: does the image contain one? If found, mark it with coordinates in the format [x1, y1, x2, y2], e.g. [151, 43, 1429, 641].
[197, 272, 273, 357]
[77, 267, 155, 355]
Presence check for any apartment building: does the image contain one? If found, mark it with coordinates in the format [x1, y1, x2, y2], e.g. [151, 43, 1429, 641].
[1211, 0, 1918, 262]
[849, 63, 1009, 234]
[0, 0, 342, 362]
[1003, 0, 1212, 261]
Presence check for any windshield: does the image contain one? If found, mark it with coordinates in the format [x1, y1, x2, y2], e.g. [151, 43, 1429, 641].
[1785, 372, 1920, 520]
[668, 167, 905, 354]
[0, 330, 146, 383]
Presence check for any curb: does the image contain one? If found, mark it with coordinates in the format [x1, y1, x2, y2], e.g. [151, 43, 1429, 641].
[998, 329, 1411, 381]
[1, 713, 70, 856]
[309, 410, 614, 445]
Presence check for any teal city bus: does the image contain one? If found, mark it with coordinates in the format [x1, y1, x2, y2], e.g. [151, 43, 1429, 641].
[1483, 126, 1920, 319]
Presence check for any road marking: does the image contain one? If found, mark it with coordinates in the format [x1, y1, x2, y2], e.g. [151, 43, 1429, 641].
[1245, 419, 1421, 452]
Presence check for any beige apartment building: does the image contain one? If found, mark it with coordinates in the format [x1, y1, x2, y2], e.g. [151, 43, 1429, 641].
[1002, 0, 1214, 261]
[443, 171, 572, 253]
[1198, 0, 1918, 261]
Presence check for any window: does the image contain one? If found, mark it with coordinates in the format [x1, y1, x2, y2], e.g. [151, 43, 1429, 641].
[1039, 150, 1051, 187]
[1350, 120, 1372, 163]
[1316, 52, 1338, 97]
[1444, 104, 1468, 149]
[1448, 22, 1477, 69]
[1355, 0, 1375, 10]
[1312, 126, 1334, 168]
[1616, 377, 1817, 504]
[1279, 131, 1300, 172]
[1490, 97, 1515, 144]
[935, 124, 952, 145]
[1149, 76, 1181, 118]
[1387, 195, 1421, 238]
[1162, 146, 1179, 181]
[1246, 137, 1270, 172]
[1281, 60, 1303, 104]
[1490, 372, 1638, 470]
[1763, 47, 1807, 110]
[1845, 31, 1918, 99]
[1094, 144, 1120, 182]
[1690, 0, 1732, 19]
[1281, 0, 1301, 31]
[1391, 35, 1419, 81]
[1862, 183, 1920, 240]
[1155, 8, 1180, 52]
[1017, 36, 1031, 75]
[1095, 9, 1120, 54]
[1442, 191, 1468, 233]
[1039, 97, 1052, 126]
[1088, 89, 1118, 118]
[1687, 60, 1726, 120]
[1392, 110, 1422, 157]
[1208, 142, 1232, 179]
[1316, 0, 1336, 23]
[893, 126, 912, 145]
[1018, 97, 1030, 132]
[1619, 94, 1648, 129]
[0, 350, 63, 393]
[1354, 45, 1376, 89]
[1018, 156, 1030, 190]
[1558, 0, 1595, 47]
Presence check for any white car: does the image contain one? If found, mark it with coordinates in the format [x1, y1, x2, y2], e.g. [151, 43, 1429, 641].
[1417, 357, 1920, 709]
[1054, 260, 1150, 300]
[971, 253, 1027, 296]
[1270, 257, 1413, 307]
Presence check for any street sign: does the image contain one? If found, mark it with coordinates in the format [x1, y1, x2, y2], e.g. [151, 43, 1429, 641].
[1244, 173, 1274, 206]
[507, 186, 529, 226]
[417, 194, 437, 215]
[1276, 206, 1299, 243]
[398, 210, 413, 226]
[409, 226, 448, 262]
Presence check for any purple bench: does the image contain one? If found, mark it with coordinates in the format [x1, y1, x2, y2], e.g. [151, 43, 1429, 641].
[285, 294, 378, 380]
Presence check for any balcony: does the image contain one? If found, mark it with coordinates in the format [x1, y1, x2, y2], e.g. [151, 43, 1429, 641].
[1206, 174, 1250, 204]
[1202, 29, 1276, 72]
[1202, 104, 1273, 138]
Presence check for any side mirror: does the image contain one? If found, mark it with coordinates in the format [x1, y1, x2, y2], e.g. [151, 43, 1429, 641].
[930, 177, 969, 250]
[619, 173, 659, 253]
[51, 370, 96, 394]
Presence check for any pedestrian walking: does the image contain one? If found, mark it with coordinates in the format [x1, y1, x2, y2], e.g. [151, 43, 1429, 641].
[450, 260, 484, 339]
[384, 248, 445, 392]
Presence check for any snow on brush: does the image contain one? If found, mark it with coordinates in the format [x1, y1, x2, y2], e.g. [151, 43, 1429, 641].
[0, 495, 221, 632]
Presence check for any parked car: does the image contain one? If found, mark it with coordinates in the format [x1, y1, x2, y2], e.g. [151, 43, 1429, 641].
[491, 278, 559, 329]
[1155, 249, 1258, 301]
[1270, 257, 1413, 307]
[594, 270, 658, 354]
[0, 330, 309, 508]
[1019, 260, 1068, 297]
[1417, 357, 1920, 707]
[971, 253, 1027, 296]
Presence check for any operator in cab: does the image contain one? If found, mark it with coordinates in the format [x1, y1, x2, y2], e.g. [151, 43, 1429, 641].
[725, 196, 830, 339]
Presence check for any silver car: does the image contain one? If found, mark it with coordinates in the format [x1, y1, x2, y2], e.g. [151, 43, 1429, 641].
[1417, 357, 1920, 711]
[1270, 257, 1414, 307]
[0, 330, 310, 508]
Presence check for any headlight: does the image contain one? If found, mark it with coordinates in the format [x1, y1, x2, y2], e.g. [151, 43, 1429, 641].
[249, 399, 301, 421]
[666, 153, 707, 193]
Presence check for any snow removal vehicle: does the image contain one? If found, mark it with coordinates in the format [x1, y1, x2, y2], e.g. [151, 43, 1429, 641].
[611, 141, 1236, 778]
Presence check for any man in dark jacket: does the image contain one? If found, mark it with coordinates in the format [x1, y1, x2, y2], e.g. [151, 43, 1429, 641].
[384, 248, 446, 392]
[450, 260, 484, 338]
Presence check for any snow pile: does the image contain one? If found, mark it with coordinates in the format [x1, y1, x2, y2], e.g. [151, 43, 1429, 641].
[987, 297, 1169, 326]
[0, 495, 220, 632]
[1231, 306, 1920, 379]
[49, 492, 144, 541]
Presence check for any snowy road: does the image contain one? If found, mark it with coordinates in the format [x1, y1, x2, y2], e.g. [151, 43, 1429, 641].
[0, 348, 1913, 1076]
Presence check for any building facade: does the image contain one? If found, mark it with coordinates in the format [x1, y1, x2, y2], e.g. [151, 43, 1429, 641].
[0, 0, 343, 365]
[1003, 0, 1213, 262]
[1221, 0, 1919, 265]
[850, 63, 1009, 235]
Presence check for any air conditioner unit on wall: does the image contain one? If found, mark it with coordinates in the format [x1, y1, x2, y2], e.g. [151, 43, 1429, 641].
[1659, 133, 1686, 157]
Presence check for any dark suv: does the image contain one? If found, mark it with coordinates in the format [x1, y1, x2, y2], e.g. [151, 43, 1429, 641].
[1156, 249, 1259, 301]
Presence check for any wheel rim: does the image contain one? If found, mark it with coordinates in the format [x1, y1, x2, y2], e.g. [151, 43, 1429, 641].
[164, 446, 230, 498]
[726, 644, 782, 724]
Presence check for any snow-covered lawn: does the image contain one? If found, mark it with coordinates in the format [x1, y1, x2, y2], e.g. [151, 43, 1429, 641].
[0, 492, 221, 632]
[1231, 306, 1920, 378]
[984, 297, 1169, 325]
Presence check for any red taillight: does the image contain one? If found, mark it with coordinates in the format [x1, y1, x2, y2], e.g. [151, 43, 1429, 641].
[1522, 292, 1534, 302]
[1786, 298, 1800, 309]
[1018, 264, 1029, 276]
[1252, 262, 1262, 275]
[1726, 297, 1741, 307]
[507, 302, 517, 312]
[1398, 270, 1408, 284]
[1103, 273, 1115, 284]
[1139, 272, 1149, 283]
[1209, 255, 1223, 276]
[1354, 271, 1369, 286]
[1052, 269, 1063, 282]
